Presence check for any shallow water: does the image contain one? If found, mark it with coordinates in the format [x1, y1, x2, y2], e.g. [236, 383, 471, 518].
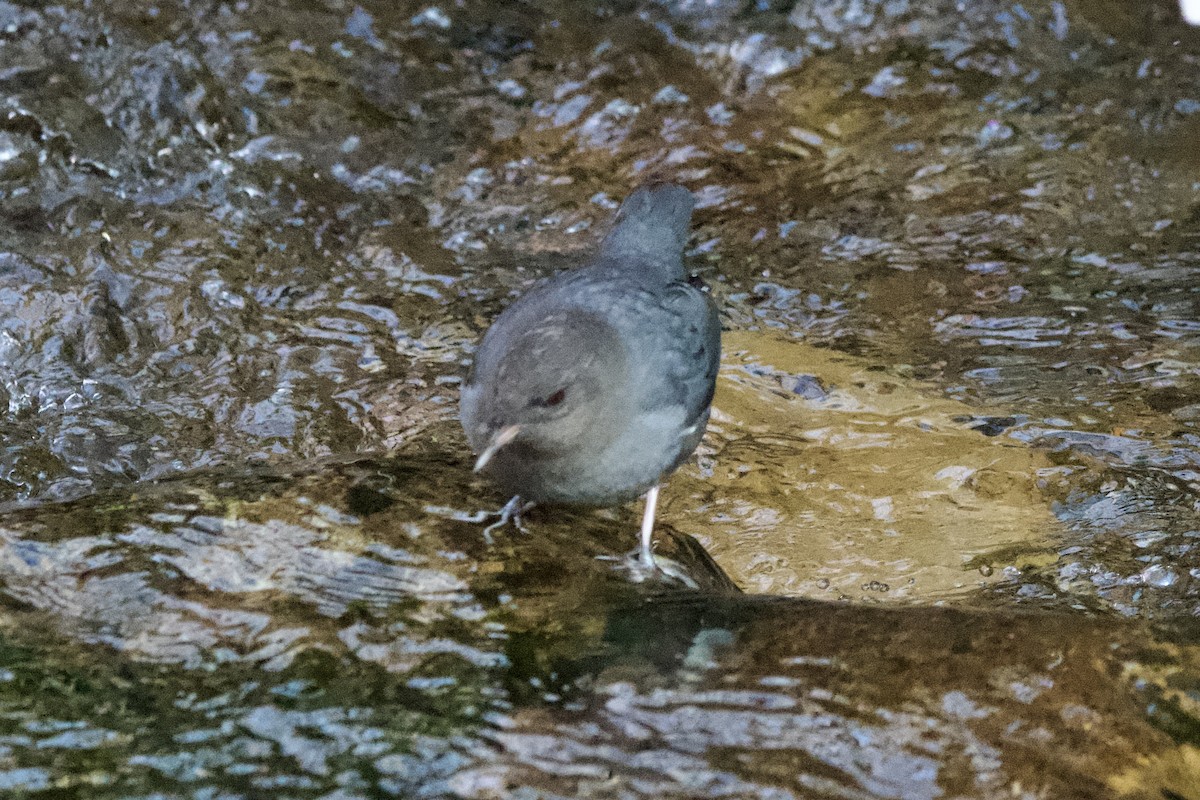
[2, 0, 1200, 796]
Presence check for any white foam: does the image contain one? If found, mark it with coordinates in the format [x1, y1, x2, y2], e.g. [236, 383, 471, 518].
[1183, 0, 1200, 25]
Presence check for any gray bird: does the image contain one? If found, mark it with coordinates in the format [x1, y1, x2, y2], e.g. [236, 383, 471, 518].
[460, 183, 720, 570]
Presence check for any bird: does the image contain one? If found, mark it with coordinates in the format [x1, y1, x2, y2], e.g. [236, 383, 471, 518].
[459, 182, 720, 573]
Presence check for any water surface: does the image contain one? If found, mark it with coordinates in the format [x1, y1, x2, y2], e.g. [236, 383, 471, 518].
[2, 0, 1200, 796]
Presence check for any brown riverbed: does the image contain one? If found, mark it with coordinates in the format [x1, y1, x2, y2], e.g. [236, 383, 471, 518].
[1, 1, 1200, 797]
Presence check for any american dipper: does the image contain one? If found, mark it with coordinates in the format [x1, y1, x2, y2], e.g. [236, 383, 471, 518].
[460, 183, 720, 570]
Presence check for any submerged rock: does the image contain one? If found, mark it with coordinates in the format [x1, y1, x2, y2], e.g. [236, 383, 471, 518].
[0, 451, 1193, 797]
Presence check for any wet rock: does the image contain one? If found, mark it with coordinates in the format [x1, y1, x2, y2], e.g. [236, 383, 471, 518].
[1, 0, 1200, 794]
[0, 448, 737, 671]
[686, 330, 1059, 602]
[0, 454, 1193, 798]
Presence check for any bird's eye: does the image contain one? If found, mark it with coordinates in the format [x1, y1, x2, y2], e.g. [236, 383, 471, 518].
[543, 388, 567, 407]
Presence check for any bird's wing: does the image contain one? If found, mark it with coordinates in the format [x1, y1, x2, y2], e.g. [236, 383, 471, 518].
[654, 278, 722, 424]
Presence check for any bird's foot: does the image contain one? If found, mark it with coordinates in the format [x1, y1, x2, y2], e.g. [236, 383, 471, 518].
[603, 548, 700, 589]
[480, 495, 534, 543]
[599, 483, 697, 587]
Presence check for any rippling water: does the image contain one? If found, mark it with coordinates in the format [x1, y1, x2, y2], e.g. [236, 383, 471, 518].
[2, 0, 1200, 796]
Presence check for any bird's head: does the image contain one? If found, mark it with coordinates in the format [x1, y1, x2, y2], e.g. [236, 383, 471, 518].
[464, 310, 629, 472]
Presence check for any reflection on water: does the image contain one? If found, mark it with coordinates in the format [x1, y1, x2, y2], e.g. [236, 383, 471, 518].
[1, 0, 1200, 795]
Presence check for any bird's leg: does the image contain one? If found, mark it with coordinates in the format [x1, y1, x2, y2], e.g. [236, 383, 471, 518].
[481, 495, 534, 543]
[596, 486, 699, 587]
[639, 484, 660, 568]
[608, 484, 697, 588]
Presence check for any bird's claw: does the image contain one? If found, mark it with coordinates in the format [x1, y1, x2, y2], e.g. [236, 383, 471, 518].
[605, 548, 700, 589]
[480, 496, 534, 543]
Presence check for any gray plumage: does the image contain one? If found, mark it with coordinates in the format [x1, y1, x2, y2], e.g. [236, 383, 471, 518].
[460, 184, 720, 546]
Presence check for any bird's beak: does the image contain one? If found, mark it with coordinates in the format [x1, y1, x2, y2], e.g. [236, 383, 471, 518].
[473, 425, 521, 472]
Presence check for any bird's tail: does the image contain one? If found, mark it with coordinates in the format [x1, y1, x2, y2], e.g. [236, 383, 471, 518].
[598, 183, 694, 278]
